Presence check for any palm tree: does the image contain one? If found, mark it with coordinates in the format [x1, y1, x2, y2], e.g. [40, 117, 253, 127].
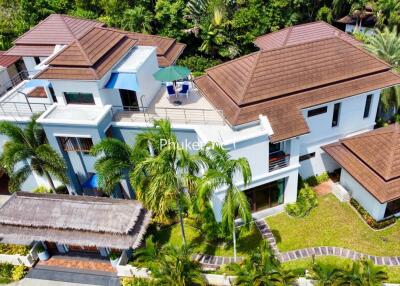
[376, 0, 400, 28]
[0, 115, 68, 193]
[365, 26, 400, 115]
[90, 138, 139, 197]
[150, 244, 205, 286]
[308, 261, 342, 286]
[131, 119, 204, 245]
[197, 143, 252, 261]
[337, 259, 388, 286]
[228, 241, 295, 286]
[120, 6, 153, 34]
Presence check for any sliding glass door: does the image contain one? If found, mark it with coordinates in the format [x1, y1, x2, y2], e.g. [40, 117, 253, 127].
[245, 179, 285, 212]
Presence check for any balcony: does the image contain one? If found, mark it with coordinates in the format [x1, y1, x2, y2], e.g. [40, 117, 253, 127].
[269, 151, 290, 172]
[112, 86, 225, 125]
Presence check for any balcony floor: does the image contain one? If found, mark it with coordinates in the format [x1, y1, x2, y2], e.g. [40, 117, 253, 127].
[113, 85, 225, 125]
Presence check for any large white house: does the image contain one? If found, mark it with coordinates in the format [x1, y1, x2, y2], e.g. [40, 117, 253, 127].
[0, 17, 399, 221]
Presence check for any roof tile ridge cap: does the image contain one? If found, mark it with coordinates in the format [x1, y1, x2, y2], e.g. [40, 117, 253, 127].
[205, 51, 260, 73]
[238, 52, 262, 105]
[74, 39, 93, 65]
[340, 128, 395, 143]
[282, 26, 294, 46]
[334, 36, 392, 68]
[13, 14, 56, 44]
[384, 127, 399, 179]
[59, 14, 75, 39]
[59, 14, 104, 26]
[0, 192, 17, 210]
[255, 21, 322, 42]
[43, 44, 69, 66]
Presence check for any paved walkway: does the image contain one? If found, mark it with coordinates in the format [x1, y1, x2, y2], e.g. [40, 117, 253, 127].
[255, 219, 400, 266]
[38, 256, 116, 273]
[26, 266, 120, 286]
[193, 253, 243, 269]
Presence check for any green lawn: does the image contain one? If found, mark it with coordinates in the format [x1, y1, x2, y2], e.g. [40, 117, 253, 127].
[151, 222, 262, 257]
[282, 257, 400, 283]
[267, 194, 400, 256]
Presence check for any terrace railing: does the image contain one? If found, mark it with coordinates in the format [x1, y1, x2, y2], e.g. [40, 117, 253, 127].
[0, 70, 29, 97]
[111, 105, 225, 125]
[0, 101, 52, 117]
[269, 152, 290, 172]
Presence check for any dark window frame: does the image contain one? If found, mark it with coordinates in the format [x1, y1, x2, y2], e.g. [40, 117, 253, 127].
[332, 102, 341, 127]
[33, 57, 41, 65]
[307, 106, 327, 117]
[64, 92, 95, 105]
[299, 152, 316, 162]
[363, 94, 373, 118]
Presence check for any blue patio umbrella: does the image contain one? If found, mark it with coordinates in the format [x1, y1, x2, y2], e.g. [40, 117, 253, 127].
[82, 174, 98, 189]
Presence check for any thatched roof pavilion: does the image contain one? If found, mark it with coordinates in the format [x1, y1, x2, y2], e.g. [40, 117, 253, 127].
[0, 192, 151, 249]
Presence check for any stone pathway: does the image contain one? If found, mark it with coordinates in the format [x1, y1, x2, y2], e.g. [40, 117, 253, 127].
[192, 253, 243, 269]
[255, 219, 400, 266]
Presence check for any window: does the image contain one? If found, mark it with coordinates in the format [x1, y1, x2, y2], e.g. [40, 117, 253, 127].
[307, 106, 327, 117]
[105, 126, 113, 138]
[49, 86, 57, 103]
[59, 137, 93, 152]
[269, 142, 281, 154]
[64, 92, 95, 104]
[244, 179, 285, 212]
[299, 152, 315, 162]
[363, 94, 373, 118]
[332, 102, 341, 127]
[33, 57, 41, 65]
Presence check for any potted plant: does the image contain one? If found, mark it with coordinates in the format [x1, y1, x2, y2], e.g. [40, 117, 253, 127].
[109, 251, 120, 267]
[36, 243, 50, 261]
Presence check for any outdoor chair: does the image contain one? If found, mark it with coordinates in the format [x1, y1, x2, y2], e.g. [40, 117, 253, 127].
[178, 81, 190, 98]
[166, 83, 176, 97]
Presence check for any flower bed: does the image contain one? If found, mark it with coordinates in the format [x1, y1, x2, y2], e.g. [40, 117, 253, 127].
[0, 244, 30, 256]
[350, 198, 396, 230]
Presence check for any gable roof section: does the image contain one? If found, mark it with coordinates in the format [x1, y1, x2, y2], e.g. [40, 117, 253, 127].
[0, 52, 20, 68]
[322, 124, 400, 203]
[195, 22, 400, 142]
[36, 27, 137, 80]
[0, 192, 151, 249]
[254, 21, 361, 51]
[14, 14, 104, 46]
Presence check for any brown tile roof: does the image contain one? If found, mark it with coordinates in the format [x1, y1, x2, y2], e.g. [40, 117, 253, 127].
[27, 87, 47, 98]
[5, 14, 104, 57]
[194, 22, 400, 142]
[36, 27, 138, 80]
[322, 124, 400, 203]
[0, 52, 20, 68]
[254, 21, 361, 51]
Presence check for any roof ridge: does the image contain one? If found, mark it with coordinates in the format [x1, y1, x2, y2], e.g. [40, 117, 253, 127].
[12, 14, 58, 44]
[255, 21, 325, 42]
[74, 39, 93, 65]
[59, 14, 76, 39]
[282, 26, 294, 46]
[205, 51, 260, 73]
[59, 14, 104, 26]
[384, 130, 398, 179]
[239, 52, 262, 105]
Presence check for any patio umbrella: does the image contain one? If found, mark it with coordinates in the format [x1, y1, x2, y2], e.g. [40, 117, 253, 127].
[153, 65, 191, 82]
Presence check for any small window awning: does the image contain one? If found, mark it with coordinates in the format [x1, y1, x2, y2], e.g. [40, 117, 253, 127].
[104, 72, 139, 91]
[25, 79, 52, 88]
[82, 174, 98, 189]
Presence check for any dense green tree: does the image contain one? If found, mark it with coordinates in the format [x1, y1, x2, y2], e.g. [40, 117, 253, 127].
[0, 115, 69, 193]
[197, 143, 252, 261]
[155, 0, 188, 40]
[120, 6, 154, 34]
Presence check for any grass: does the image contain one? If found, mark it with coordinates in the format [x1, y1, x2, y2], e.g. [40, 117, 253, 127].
[282, 256, 400, 283]
[0, 278, 10, 284]
[267, 194, 400, 256]
[151, 222, 263, 257]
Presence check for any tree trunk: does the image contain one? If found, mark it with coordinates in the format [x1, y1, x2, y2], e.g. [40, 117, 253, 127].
[177, 195, 187, 246]
[233, 224, 237, 262]
[44, 171, 56, 193]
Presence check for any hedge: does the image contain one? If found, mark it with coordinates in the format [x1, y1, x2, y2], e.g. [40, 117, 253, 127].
[286, 184, 318, 217]
[0, 244, 30, 256]
[0, 263, 28, 282]
[303, 172, 330, 187]
[350, 198, 396, 229]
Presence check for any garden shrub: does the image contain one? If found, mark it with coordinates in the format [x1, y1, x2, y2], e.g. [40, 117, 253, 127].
[350, 199, 396, 229]
[177, 55, 222, 74]
[0, 244, 29, 255]
[11, 265, 28, 281]
[0, 263, 13, 280]
[304, 172, 330, 187]
[286, 185, 318, 217]
[121, 277, 156, 286]
[33, 186, 51, 194]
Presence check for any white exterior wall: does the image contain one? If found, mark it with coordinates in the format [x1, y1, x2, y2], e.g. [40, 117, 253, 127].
[0, 68, 12, 94]
[50, 80, 104, 106]
[340, 169, 387, 221]
[298, 90, 380, 178]
[23, 56, 47, 76]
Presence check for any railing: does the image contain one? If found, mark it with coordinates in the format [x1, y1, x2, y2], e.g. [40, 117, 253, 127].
[0, 101, 52, 117]
[269, 152, 290, 172]
[111, 105, 225, 125]
[0, 70, 29, 97]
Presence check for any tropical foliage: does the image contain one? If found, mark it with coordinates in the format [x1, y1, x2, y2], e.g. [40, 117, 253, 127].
[2, 0, 399, 59]
[0, 115, 68, 193]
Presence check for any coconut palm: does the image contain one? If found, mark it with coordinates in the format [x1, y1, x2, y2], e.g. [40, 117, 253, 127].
[228, 241, 295, 286]
[120, 6, 153, 34]
[337, 259, 388, 286]
[365, 26, 400, 114]
[131, 119, 204, 245]
[90, 138, 140, 197]
[308, 262, 342, 286]
[197, 143, 252, 261]
[150, 244, 205, 286]
[0, 115, 68, 193]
